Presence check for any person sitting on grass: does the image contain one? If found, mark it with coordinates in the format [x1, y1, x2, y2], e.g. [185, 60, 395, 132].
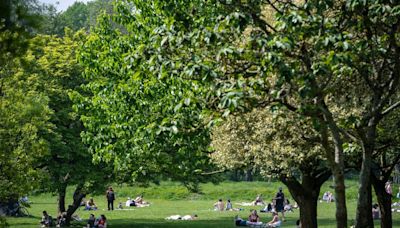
[56, 212, 67, 227]
[260, 203, 273, 213]
[226, 199, 242, 211]
[372, 204, 380, 219]
[322, 191, 329, 202]
[284, 199, 293, 212]
[134, 194, 150, 207]
[40, 210, 53, 227]
[85, 198, 98, 211]
[253, 194, 265, 206]
[94, 214, 107, 228]
[248, 209, 260, 223]
[214, 199, 225, 211]
[134, 194, 144, 204]
[226, 199, 233, 210]
[267, 212, 281, 227]
[86, 214, 96, 228]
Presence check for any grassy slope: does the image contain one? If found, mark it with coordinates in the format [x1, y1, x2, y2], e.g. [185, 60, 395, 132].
[6, 181, 400, 227]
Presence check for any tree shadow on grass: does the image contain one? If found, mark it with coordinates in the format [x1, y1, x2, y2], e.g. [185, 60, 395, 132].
[107, 216, 238, 228]
[106, 216, 305, 228]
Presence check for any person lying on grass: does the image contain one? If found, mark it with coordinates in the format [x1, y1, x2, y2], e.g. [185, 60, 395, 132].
[125, 197, 135, 207]
[252, 194, 265, 206]
[260, 203, 273, 213]
[165, 214, 198, 220]
[234, 215, 263, 227]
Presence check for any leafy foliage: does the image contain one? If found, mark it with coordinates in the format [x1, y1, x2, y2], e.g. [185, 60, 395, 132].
[211, 107, 326, 178]
[75, 2, 220, 191]
[0, 49, 52, 201]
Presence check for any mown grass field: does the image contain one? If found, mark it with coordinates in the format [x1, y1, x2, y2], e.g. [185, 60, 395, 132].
[5, 181, 400, 227]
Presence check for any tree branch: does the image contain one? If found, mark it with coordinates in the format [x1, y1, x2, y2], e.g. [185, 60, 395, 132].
[381, 100, 400, 117]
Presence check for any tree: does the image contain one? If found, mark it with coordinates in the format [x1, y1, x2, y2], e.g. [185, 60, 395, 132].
[0, 0, 52, 206]
[59, 2, 89, 32]
[74, 11, 218, 191]
[370, 110, 400, 228]
[49, 0, 114, 36]
[18, 30, 114, 225]
[212, 108, 331, 228]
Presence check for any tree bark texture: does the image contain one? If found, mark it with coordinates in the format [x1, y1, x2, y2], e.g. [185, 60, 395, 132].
[57, 184, 67, 213]
[355, 125, 377, 228]
[281, 169, 331, 228]
[372, 174, 392, 228]
[65, 184, 86, 226]
[319, 119, 348, 228]
[355, 152, 373, 228]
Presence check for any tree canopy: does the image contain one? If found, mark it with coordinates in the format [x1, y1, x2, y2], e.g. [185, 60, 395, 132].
[76, 1, 399, 227]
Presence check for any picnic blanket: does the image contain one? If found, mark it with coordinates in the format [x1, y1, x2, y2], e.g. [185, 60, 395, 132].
[236, 202, 254, 206]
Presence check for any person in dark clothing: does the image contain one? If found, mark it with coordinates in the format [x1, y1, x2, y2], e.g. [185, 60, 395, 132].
[87, 214, 95, 228]
[274, 187, 285, 221]
[106, 187, 115, 211]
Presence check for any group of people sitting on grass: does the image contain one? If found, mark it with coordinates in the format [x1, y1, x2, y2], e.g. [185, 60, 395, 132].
[86, 214, 107, 228]
[321, 191, 335, 203]
[40, 211, 84, 228]
[123, 194, 150, 208]
[213, 199, 244, 211]
[235, 210, 283, 228]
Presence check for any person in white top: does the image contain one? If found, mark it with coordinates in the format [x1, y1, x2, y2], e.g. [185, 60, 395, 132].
[267, 212, 281, 227]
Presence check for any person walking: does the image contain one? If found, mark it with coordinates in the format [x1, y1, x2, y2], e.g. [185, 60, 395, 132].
[106, 187, 115, 211]
[274, 187, 285, 221]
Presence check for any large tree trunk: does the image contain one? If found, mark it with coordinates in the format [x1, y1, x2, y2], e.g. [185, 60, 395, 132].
[281, 169, 331, 228]
[355, 125, 376, 228]
[372, 173, 392, 228]
[355, 151, 373, 228]
[245, 168, 253, 182]
[394, 164, 400, 184]
[57, 183, 67, 213]
[331, 164, 348, 228]
[320, 120, 348, 228]
[65, 184, 86, 226]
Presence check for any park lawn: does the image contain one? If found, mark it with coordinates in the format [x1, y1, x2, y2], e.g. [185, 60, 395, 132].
[5, 181, 400, 227]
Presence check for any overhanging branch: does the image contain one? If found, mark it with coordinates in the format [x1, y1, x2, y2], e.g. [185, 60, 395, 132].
[381, 100, 400, 116]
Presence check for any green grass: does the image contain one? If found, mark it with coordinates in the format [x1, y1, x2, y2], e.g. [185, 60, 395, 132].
[5, 181, 400, 227]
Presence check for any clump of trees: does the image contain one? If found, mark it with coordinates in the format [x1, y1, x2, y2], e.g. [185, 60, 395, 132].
[1, 0, 400, 228]
[76, 1, 399, 228]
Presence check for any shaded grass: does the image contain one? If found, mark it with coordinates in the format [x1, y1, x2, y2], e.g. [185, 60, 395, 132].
[5, 181, 400, 227]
